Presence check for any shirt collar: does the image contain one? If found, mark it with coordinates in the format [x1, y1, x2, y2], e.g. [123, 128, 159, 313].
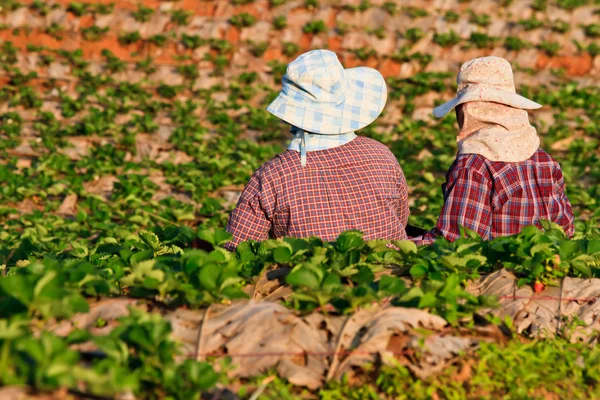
[288, 127, 357, 167]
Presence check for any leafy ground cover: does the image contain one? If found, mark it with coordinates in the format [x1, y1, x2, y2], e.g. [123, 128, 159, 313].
[0, 0, 599, 398]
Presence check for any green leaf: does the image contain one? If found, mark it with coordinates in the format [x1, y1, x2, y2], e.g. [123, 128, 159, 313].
[517, 277, 531, 287]
[0, 318, 27, 339]
[530, 243, 553, 257]
[198, 263, 220, 290]
[588, 240, 600, 255]
[322, 273, 341, 290]
[459, 225, 481, 239]
[418, 292, 437, 308]
[366, 239, 393, 252]
[130, 249, 154, 265]
[198, 229, 232, 246]
[273, 246, 292, 264]
[70, 241, 89, 258]
[350, 265, 375, 284]
[379, 275, 406, 295]
[336, 231, 365, 252]
[571, 260, 592, 277]
[139, 230, 161, 250]
[34, 270, 57, 299]
[66, 329, 92, 345]
[559, 240, 581, 260]
[539, 219, 565, 234]
[286, 266, 322, 289]
[391, 240, 417, 254]
[410, 264, 428, 279]
[76, 209, 88, 222]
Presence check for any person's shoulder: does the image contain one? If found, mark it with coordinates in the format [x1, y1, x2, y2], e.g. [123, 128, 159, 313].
[530, 148, 559, 165]
[254, 150, 298, 180]
[453, 153, 489, 174]
[353, 136, 398, 161]
[354, 136, 391, 151]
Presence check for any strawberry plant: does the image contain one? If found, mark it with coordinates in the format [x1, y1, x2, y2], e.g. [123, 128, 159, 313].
[351, 47, 376, 61]
[89, 2, 114, 15]
[181, 33, 205, 50]
[444, 10, 459, 22]
[551, 20, 570, 33]
[176, 64, 199, 81]
[504, 36, 531, 51]
[0, 0, 21, 13]
[556, 0, 589, 10]
[303, 20, 327, 34]
[149, 34, 169, 47]
[81, 25, 109, 41]
[531, 0, 548, 10]
[344, 0, 371, 12]
[45, 23, 64, 40]
[66, 2, 87, 16]
[272, 15, 287, 30]
[249, 41, 269, 57]
[468, 10, 491, 27]
[402, 6, 428, 19]
[404, 27, 425, 43]
[304, 0, 319, 9]
[230, 13, 256, 28]
[468, 32, 499, 49]
[519, 16, 544, 31]
[29, 0, 57, 16]
[583, 23, 600, 38]
[367, 27, 386, 39]
[131, 5, 154, 22]
[101, 50, 126, 73]
[118, 31, 142, 45]
[539, 40, 562, 56]
[382, 1, 397, 15]
[433, 30, 461, 47]
[282, 42, 300, 57]
[170, 9, 193, 26]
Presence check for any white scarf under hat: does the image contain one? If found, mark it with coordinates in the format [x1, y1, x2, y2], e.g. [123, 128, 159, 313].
[457, 102, 540, 162]
[288, 126, 357, 167]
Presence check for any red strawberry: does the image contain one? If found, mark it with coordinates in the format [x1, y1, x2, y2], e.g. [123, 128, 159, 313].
[533, 282, 544, 293]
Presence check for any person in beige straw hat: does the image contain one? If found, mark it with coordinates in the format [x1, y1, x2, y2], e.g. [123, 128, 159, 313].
[411, 56, 575, 245]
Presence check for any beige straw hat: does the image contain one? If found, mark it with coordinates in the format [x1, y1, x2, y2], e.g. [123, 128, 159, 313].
[433, 56, 542, 118]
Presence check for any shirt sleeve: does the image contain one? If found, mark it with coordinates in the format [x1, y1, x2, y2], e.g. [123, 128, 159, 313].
[410, 168, 492, 245]
[552, 165, 575, 238]
[224, 170, 272, 251]
[397, 165, 410, 233]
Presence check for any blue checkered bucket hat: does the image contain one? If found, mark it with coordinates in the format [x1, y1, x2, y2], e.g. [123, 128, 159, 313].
[267, 49, 387, 135]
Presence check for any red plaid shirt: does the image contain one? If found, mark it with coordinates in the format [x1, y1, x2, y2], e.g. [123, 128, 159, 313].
[411, 149, 575, 245]
[225, 136, 409, 250]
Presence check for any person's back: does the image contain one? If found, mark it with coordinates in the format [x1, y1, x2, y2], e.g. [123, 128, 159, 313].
[225, 50, 409, 250]
[226, 136, 408, 249]
[410, 56, 574, 245]
[429, 148, 574, 242]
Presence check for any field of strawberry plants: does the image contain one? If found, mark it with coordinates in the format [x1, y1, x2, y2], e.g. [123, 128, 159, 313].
[1, 0, 599, 398]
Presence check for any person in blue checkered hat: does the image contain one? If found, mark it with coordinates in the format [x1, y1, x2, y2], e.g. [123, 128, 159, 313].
[225, 49, 410, 250]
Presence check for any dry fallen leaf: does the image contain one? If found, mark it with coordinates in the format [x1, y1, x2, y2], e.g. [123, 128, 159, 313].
[49, 300, 509, 388]
[56, 194, 78, 216]
[467, 270, 600, 341]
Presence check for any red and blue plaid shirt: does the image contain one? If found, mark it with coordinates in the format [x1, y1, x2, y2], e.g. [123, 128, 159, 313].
[411, 148, 575, 245]
[225, 136, 409, 250]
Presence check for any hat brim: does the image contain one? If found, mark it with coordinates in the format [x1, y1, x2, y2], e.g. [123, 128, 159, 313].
[266, 67, 387, 135]
[432, 86, 542, 118]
